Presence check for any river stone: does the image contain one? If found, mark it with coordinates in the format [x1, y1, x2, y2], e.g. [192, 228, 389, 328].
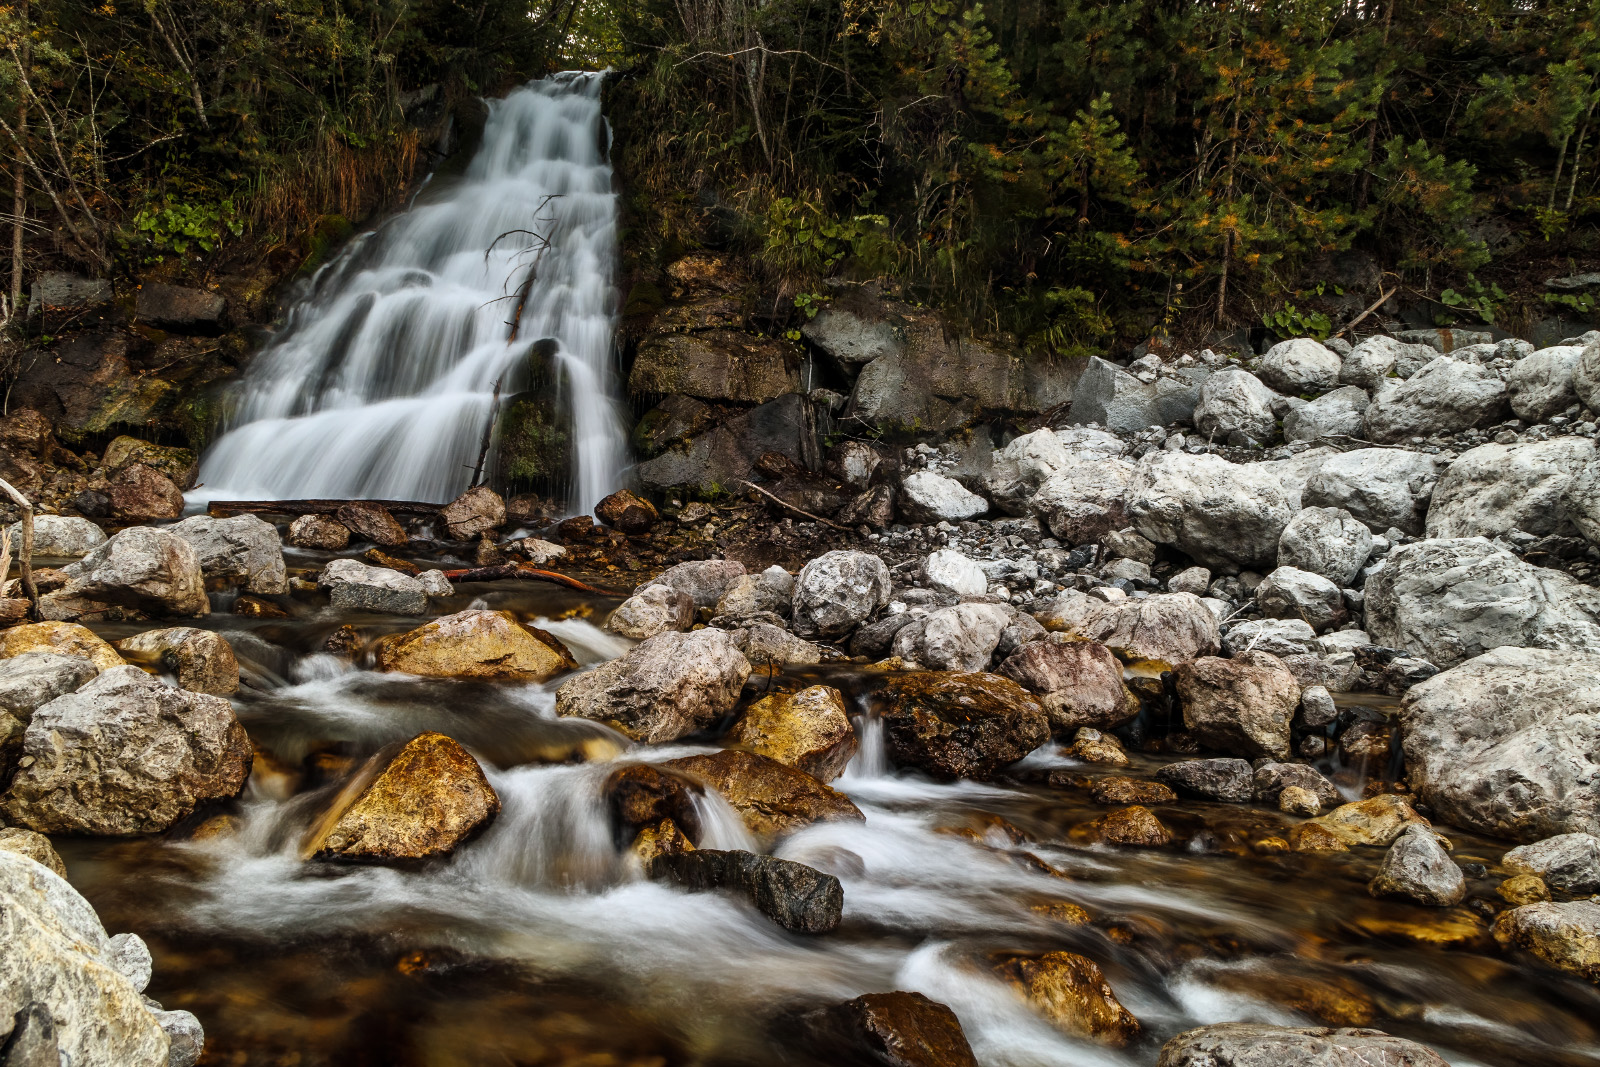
[1508, 345, 1583, 420]
[714, 565, 794, 619]
[607, 584, 695, 639]
[1193, 368, 1278, 444]
[877, 672, 1049, 781]
[798, 990, 977, 1067]
[594, 489, 658, 534]
[728, 685, 856, 782]
[39, 527, 210, 621]
[1368, 827, 1465, 906]
[415, 570, 453, 597]
[1029, 456, 1137, 544]
[1493, 899, 1600, 983]
[999, 637, 1139, 733]
[1364, 356, 1509, 443]
[3, 665, 251, 835]
[1259, 338, 1341, 395]
[152, 1008, 204, 1067]
[984, 428, 1073, 514]
[1128, 451, 1297, 572]
[1399, 647, 1600, 841]
[1156, 1022, 1450, 1067]
[439, 485, 506, 540]
[730, 621, 823, 670]
[1256, 566, 1347, 633]
[168, 513, 288, 595]
[0, 652, 98, 723]
[1425, 438, 1594, 539]
[792, 550, 891, 638]
[1366, 538, 1600, 669]
[1341, 335, 1439, 389]
[1155, 758, 1254, 801]
[108, 463, 184, 521]
[1297, 794, 1428, 849]
[317, 558, 428, 615]
[0, 827, 67, 877]
[1277, 507, 1372, 588]
[375, 609, 576, 682]
[1302, 448, 1439, 535]
[1253, 763, 1340, 809]
[664, 749, 863, 837]
[1282, 386, 1369, 444]
[900, 470, 988, 523]
[311, 731, 499, 864]
[1575, 339, 1600, 412]
[650, 849, 842, 933]
[116, 627, 239, 695]
[1035, 591, 1220, 669]
[556, 629, 750, 743]
[334, 502, 408, 546]
[0, 622, 123, 672]
[893, 603, 1011, 672]
[923, 549, 986, 597]
[646, 558, 747, 610]
[287, 513, 350, 549]
[0, 851, 171, 1066]
[8, 515, 105, 559]
[1503, 834, 1600, 894]
[992, 951, 1140, 1045]
[1076, 803, 1172, 845]
[1223, 618, 1319, 658]
[1175, 652, 1299, 760]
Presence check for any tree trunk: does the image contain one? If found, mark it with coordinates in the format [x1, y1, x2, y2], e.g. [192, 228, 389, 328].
[10, 0, 27, 315]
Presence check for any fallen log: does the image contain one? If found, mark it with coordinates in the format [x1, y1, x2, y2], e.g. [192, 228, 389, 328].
[439, 563, 624, 596]
[208, 498, 447, 518]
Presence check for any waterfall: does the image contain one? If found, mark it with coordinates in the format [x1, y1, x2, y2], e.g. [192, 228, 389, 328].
[194, 73, 627, 514]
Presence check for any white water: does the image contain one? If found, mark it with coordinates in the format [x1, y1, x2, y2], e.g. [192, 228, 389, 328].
[194, 73, 627, 513]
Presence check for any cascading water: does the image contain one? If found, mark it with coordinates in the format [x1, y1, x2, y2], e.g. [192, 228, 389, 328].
[194, 73, 626, 513]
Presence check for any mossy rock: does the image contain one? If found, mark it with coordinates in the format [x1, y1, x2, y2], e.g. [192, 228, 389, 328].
[495, 392, 570, 495]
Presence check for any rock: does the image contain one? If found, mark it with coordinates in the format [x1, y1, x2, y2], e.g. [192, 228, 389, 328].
[1036, 590, 1220, 668]
[1254, 762, 1340, 809]
[317, 558, 428, 615]
[1576, 339, 1600, 412]
[1279, 785, 1321, 816]
[136, 281, 227, 333]
[1298, 794, 1428, 849]
[1283, 653, 1360, 693]
[837, 484, 897, 528]
[1298, 684, 1339, 727]
[992, 951, 1140, 1045]
[797, 991, 977, 1067]
[999, 638, 1138, 733]
[607, 584, 695, 639]
[877, 672, 1049, 781]
[1278, 507, 1372, 588]
[1364, 357, 1509, 443]
[115, 627, 238, 695]
[1259, 338, 1342, 395]
[729, 685, 857, 782]
[439, 486, 505, 540]
[1077, 804, 1172, 846]
[108, 463, 184, 520]
[1175, 652, 1299, 760]
[0, 652, 98, 725]
[714, 566, 794, 619]
[518, 538, 567, 565]
[99, 436, 197, 487]
[38, 527, 209, 621]
[334, 502, 409, 546]
[647, 558, 747, 610]
[1068, 356, 1201, 432]
[1503, 834, 1600, 894]
[0, 622, 123, 673]
[374, 609, 576, 682]
[0, 827, 67, 877]
[1366, 539, 1600, 668]
[1193, 368, 1278, 444]
[730, 621, 823, 669]
[635, 393, 813, 494]
[1167, 566, 1211, 595]
[29, 271, 113, 316]
[900, 470, 988, 523]
[922, 549, 986, 597]
[1282, 386, 1369, 444]
[1029, 456, 1137, 544]
[792, 550, 891, 638]
[595, 489, 658, 534]
[310, 732, 499, 863]
[983, 429, 1073, 513]
[1156, 1022, 1450, 1067]
[1128, 451, 1297, 572]
[1508, 345, 1583, 420]
[3, 665, 250, 834]
[1066, 726, 1128, 765]
[893, 603, 1011, 672]
[153, 1008, 204, 1067]
[629, 330, 800, 403]
[555, 629, 750, 743]
[1088, 777, 1177, 804]
[803, 307, 902, 366]
[1499, 874, 1550, 905]
[1399, 647, 1600, 840]
[663, 749, 863, 837]
[832, 440, 884, 491]
[1369, 827, 1465, 906]
[1156, 758, 1255, 801]
[1302, 448, 1439, 535]
[1256, 566, 1347, 633]
[168, 513, 288, 595]
[1341, 335, 1439, 389]
[651, 849, 842, 933]
[286, 513, 350, 549]
[1493, 899, 1600, 982]
[1223, 618, 1319, 658]
[9, 515, 105, 559]
[414, 569, 452, 597]
[1425, 438, 1594, 539]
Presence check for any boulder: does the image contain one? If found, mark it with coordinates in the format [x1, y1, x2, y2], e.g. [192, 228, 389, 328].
[0, 622, 123, 672]
[1302, 448, 1439, 535]
[0, 827, 67, 877]
[1088, 776, 1176, 804]
[99, 436, 197, 487]
[1341, 335, 1440, 389]
[115, 627, 238, 694]
[1366, 538, 1600, 668]
[38, 527, 209, 621]
[832, 440, 884, 490]
[1508, 345, 1583, 421]
[877, 672, 1049, 781]
[374, 609, 576, 682]
[1575, 339, 1600, 412]
[439, 485, 506, 540]
[1279, 785, 1322, 816]
[286, 513, 350, 549]
[1277, 507, 1372, 588]
[893, 603, 1011, 672]
[899, 470, 988, 523]
[135, 281, 226, 333]
[1503, 834, 1600, 894]
[1167, 566, 1211, 595]
[803, 307, 902, 366]
[998, 638, 1139, 733]
[663, 749, 863, 837]
[923, 549, 986, 597]
[647, 558, 747, 610]
[983, 429, 1073, 514]
[1076, 803, 1172, 845]
[1222, 618, 1319, 658]
[730, 621, 823, 670]
[595, 489, 658, 534]
[797, 991, 977, 1067]
[1156, 758, 1254, 802]
[792, 550, 891, 638]
[1297, 795, 1428, 849]
[9, 515, 105, 559]
[416, 569, 453, 597]
[334, 502, 408, 546]
[555, 629, 750, 743]
[168, 513, 288, 595]
[635, 393, 813, 494]
[1282, 386, 1369, 444]
[1156, 1023, 1449, 1067]
[714, 565, 794, 619]
[992, 951, 1140, 1045]
[1493, 899, 1600, 983]
[1193, 368, 1278, 444]
[107, 463, 185, 521]
[317, 558, 428, 615]
[1253, 762, 1340, 809]
[1368, 827, 1465, 906]
[1068, 356, 1201, 432]
[651, 849, 842, 933]
[1399, 647, 1600, 841]
[1128, 451, 1297, 572]
[1425, 438, 1594, 539]
[28, 271, 113, 316]
[728, 685, 857, 782]
[1256, 566, 1347, 633]
[3, 665, 250, 834]
[629, 330, 800, 403]
[607, 584, 695, 639]
[1029, 456, 1137, 544]
[0, 652, 98, 728]
[1364, 357, 1509, 443]
[1259, 338, 1341, 395]
[310, 732, 499, 863]
[837, 484, 896, 528]
[1036, 590, 1220, 668]
[1174, 652, 1299, 760]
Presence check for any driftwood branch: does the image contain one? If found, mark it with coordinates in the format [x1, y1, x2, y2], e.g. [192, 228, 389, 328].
[740, 480, 848, 530]
[0, 476, 38, 618]
[470, 378, 502, 487]
[438, 563, 622, 596]
[1333, 286, 1397, 339]
[208, 498, 447, 518]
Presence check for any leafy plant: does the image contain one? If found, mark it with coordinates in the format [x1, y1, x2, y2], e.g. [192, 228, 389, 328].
[1262, 304, 1332, 341]
[1546, 291, 1599, 316]
[127, 199, 244, 261]
[1439, 274, 1509, 325]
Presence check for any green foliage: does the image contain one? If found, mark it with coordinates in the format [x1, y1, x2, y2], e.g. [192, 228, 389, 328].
[1546, 291, 1599, 316]
[127, 200, 244, 261]
[1263, 304, 1333, 342]
[1439, 274, 1509, 325]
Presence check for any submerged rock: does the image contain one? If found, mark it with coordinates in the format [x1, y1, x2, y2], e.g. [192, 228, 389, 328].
[663, 749, 863, 837]
[992, 951, 1139, 1045]
[1156, 1022, 1450, 1067]
[39, 527, 209, 621]
[116, 627, 239, 694]
[877, 672, 1049, 781]
[317, 558, 428, 615]
[375, 609, 576, 682]
[650, 848, 843, 933]
[1077, 804, 1173, 847]
[728, 685, 857, 782]
[1493, 898, 1600, 982]
[1156, 758, 1254, 802]
[798, 990, 977, 1067]
[555, 629, 750, 743]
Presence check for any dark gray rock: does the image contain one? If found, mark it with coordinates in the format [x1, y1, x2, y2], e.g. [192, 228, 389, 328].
[1068, 357, 1202, 433]
[135, 282, 228, 335]
[1503, 833, 1600, 894]
[1368, 826, 1465, 906]
[650, 848, 843, 933]
[1156, 758, 1255, 802]
[1253, 762, 1340, 808]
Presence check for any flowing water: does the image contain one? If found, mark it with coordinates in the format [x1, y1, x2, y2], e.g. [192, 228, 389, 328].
[194, 73, 627, 513]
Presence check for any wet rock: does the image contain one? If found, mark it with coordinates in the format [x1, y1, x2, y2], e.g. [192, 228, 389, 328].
[651, 848, 842, 933]
[317, 558, 428, 615]
[108, 463, 184, 521]
[1278, 507, 1372, 588]
[604, 764, 700, 843]
[899, 470, 988, 523]
[3, 665, 250, 834]
[1077, 805, 1173, 846]
[1089, 776, 1177, 804]
[1279, 785, 1322, 816]
[9, 515, 105, 559]
[1156, 1022, 1450, 1067]
[1253, 762, 1340, 809]
[893, 603, 1010, 672]
[1369, 827, 1465, 906]
[663, 749, 863, 837]
[287, 513, 351, 549]
[556, 629, 750, 743]
[1193, 368, 1279, 444]
[792, 550, 891, 638]
[39, 527, 209, 621]
[999, 637, 1138, 733]
[99, 436, 198, 487]
[730, 620, 823, 670]
[993, 951, 1140, 1045]
[646, 558, 747, 610]
[715, 565, 794, 619]
[1256, 567, 1347, 633]
[311, 732, 499, 864]
[1156, 758, 1254, 802]
[1260, 338, 1342, 395]
[1282, 386, 1369, 444]
[1029, 456, 1136, 544]
[375, 609, 576, 682]
[0, 622, 123, 672]
[1129, 451, 1297, 573]
[153, 1008, 205, 1067]
[1493, 899, 1600, 982]
[877, 671, 1049, 781]
[1503, 834, 1600, 894]
[923, 549, 986, 597]
[334, 502, 409, 546]
[607, 584, 695, 639]
[0, 827, 67, 877]
[1499, 874, 1550, 905]
[1426, 438, 1593, 540]
[1302, 448, 1439, 535]
[1035, 590, 1220, 668]
[595, 489, 658, 534]
[1175, 652, 1299, 760]
[169, 513, 288, 595]
[136, 281, 226, 333]
[729, 685, 857, 782]
[438, 486, 505, 540]
[1297, 794, 1428, 849]
[629, 817, 694, 867]
[797, 990, 977, 1067]
[116, 627, 238, 695]
[1067, 727, 1129, 765]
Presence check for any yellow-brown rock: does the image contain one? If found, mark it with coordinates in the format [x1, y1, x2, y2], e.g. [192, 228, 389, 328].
[630, 818, 694, 866]
[1088, 776, 1176, 804]
[0, 827, 66, 877]
[1030, 900, 1092, 926]
[992, 951, 1140, 1045]
[1210, 970, 1376, 1027]
[1289, 822, 1351, 853]
[309, 732, 500, 864]
[1074, 805, 1173, 847]
[728, 685, 858, 782]
[1066, 728, 1129, 765]
[0, 620, 123, 672]
[1499, 874, 1551, 906]
[117, 626, 239, 694]
[1300, 793, 1428, 848]
[663, 749, 864, 838]
[1493, 900, 1600, 982]
[374, 609, 577, 682]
